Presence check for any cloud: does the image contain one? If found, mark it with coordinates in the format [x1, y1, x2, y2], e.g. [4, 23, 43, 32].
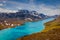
[0, 3, 4, 6]
[0, 1, 60, 16]
[34, 0, 60, 6]
[36, 4, 60, 16]
[0, 0, 8, 1]
[0, 8, 17, 13]
[0, 0, 7, 6]
[16, 3, 60, 16]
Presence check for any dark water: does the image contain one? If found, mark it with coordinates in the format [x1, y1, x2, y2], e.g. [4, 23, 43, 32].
[0, 18, 55, 40]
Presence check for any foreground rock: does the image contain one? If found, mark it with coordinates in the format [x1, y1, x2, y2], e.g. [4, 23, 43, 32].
[17, 16, 60, 40]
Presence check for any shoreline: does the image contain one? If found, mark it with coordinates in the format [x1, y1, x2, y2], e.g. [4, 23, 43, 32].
[17, 16, 60, 40]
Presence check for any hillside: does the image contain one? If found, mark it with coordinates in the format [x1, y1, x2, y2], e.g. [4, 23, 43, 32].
[17, 16, 60, 40]
[0, 10, 48, 30]
[0, 18, 25, 30]
[43, 16, 60, 32]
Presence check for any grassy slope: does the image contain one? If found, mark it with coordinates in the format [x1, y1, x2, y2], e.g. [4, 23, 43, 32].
[17, 16, 60, 40]
[42, 16, 60, 32]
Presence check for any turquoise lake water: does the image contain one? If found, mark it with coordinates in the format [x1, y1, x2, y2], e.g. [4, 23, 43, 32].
[0, 18, 55, 40]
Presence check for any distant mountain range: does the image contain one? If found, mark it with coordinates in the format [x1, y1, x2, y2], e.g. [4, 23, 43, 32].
[0, 10, 58, 21]
[0, 10, 59, 30]
[0, 10, 48, 30]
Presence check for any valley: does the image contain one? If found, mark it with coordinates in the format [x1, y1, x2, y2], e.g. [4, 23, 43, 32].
[17, 16, 60, 40]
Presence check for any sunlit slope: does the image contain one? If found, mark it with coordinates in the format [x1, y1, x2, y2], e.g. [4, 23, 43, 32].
[43, 16, 60, 32]
[17, 28, 60, 40]
[17, 16, 60, 40]
[43, 17, 60, 32]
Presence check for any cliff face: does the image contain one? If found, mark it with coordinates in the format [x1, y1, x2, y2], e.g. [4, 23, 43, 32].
[17, 16, 60, 40]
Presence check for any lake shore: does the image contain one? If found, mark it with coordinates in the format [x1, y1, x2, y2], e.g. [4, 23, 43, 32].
[0, 17, 55, 40]
[0, 18, 25, 30]
[17, 16, 60, 40]
[0, 18, 45, 30]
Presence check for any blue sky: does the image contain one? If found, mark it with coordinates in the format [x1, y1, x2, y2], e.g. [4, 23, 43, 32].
[0, 0, 60, 16]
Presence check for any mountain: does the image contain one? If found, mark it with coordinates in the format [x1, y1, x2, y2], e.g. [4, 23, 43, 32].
[0, 10, 47, 21]
[0, 10, 48, 30]
[39, 13, 48, 19]
[0, 9, 58, 30]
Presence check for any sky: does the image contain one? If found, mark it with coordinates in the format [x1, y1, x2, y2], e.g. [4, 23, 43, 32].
[0, 0, 60, 16]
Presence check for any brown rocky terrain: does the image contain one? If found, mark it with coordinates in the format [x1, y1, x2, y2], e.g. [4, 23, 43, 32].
[0, 18, 25, 30]
[17, 28, 60, 40]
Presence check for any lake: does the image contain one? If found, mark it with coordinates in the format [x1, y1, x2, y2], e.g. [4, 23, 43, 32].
[0, 18, 55, 40]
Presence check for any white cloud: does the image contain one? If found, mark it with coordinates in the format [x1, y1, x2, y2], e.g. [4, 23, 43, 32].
[3, 1, 7, 3]
[0, 0, 8, 1]
[37, 4, 60, 16]
[0, 1, 60, 16]
[0, 8, 17, 13]
[16, 3, 60, 16]
[0, 3, 4, 6]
